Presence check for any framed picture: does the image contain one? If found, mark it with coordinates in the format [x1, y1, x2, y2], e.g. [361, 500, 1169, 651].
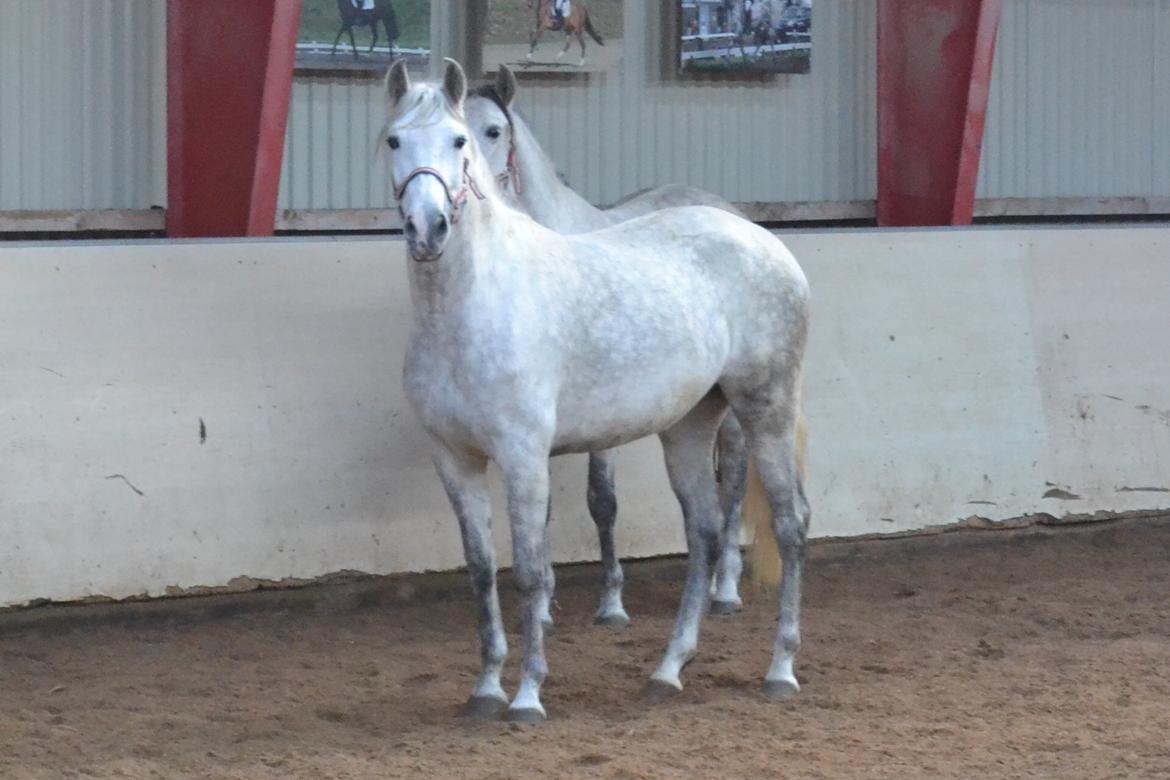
[295, 0, 431, 74]
[474, 0, 624, 77]
[679, 0, 811, 76]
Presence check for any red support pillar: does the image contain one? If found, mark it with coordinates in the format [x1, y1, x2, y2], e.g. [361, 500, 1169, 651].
[167, 0, 302, 238]
[877, 0, 1002, 227]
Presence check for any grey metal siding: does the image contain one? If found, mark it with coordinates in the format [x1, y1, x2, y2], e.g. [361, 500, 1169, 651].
[0, 0, 165, 211]
[2, 1, 1170, 216]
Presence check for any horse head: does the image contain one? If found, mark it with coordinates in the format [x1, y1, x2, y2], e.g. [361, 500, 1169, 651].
[384, 59, 486, 263]
[466, 66, 521, 198]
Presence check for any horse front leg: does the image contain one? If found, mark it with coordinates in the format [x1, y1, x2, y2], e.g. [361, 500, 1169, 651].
[502, 454, 553, 722]
[348, 26, 360, 60]
[558, 33, 570, 58]
[527, 26, 543, 60]
[331, 24, 347, 57]
[369, 23, 378, 53]
[433, 444, 508, 719]
[577, 31, 587, 67]
[587, 450, 629, 628]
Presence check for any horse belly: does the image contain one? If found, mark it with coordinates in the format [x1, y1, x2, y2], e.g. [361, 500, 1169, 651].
[550, 325, 728, 455]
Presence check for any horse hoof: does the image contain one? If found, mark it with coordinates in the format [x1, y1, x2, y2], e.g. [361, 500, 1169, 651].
[594, 613, 631, 630]
[709, 600, 742, 616]
[641, 679, 682, 704]
[505, 707, 546, 724]
[761, 679, 800, 702]
[462, 695, 509, 720]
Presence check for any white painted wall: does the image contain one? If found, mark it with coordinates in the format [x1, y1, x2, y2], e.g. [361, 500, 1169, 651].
[2, 226, 1169, 607]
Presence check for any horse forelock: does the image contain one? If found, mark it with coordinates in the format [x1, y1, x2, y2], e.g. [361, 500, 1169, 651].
[387, 84, 465, 133]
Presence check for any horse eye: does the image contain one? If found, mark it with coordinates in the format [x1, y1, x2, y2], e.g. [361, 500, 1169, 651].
[387, 135, 399, 150]
[486, 127, 502, 141]
[454, 135, 468, 149]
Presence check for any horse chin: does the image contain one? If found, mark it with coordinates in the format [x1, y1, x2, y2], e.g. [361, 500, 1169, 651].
[409, 248, 443, 264]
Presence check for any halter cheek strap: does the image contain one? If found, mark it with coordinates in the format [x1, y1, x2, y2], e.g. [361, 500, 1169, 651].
[496, 142, 522, 196]
[394, 158, 485, 223]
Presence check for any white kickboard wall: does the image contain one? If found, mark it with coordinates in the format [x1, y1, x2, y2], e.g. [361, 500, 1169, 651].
[1, 226, 1168, 607]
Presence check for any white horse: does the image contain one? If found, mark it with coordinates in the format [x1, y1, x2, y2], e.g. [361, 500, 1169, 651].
[464, 65, 761, 625]
[385, 59, 810, 722]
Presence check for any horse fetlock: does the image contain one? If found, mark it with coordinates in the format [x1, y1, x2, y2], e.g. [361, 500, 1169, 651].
[777, 627, 801, 656]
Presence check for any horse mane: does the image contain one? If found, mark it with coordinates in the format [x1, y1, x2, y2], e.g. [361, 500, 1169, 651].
[468, 84, 511, 122]
[466, 87, 576, 193]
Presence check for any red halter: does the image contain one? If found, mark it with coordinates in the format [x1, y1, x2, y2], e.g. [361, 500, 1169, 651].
[394, 157, 485, 223]
[495, 142, 522, 196]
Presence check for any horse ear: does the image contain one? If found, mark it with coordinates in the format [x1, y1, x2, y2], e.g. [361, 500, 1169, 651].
[386, 59, 410, 107]
[441, 58, 467, 111]
[495, 64, 517, 109]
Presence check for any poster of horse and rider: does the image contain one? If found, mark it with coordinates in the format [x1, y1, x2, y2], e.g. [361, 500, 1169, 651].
[480, 0, 623, 75]
[293, 0, 807, 77]
[681, 0, 812, 75]
[296, 0, 431, 72]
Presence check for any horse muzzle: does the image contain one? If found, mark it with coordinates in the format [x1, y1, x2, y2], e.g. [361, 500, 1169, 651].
[403, 210, 450, 263]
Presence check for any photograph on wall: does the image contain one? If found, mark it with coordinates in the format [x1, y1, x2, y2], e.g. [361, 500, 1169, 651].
[680, 0, 811, 75]
[480, 0, 623, 75]
[295, 0, 430, 73]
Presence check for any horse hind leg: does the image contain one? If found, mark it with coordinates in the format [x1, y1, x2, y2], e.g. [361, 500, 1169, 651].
[536, 493, 556, 631]
[733, 397, 810, 701]
[587, 450, 629, 628]
[578, 30, 587, 67]
[710, 413, 747, 614]
[527, 27, 543, 60]
[645, 391, 728, 700]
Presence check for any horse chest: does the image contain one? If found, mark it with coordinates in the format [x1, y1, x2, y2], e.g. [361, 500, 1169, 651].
[404, 329, 553, 450]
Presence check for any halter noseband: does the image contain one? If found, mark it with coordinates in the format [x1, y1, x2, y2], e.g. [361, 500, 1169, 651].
[394, 157, 485, 223]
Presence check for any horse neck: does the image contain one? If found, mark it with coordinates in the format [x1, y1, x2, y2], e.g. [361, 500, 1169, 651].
[511, 114, 611, 233]
[407, 160, 523, 324]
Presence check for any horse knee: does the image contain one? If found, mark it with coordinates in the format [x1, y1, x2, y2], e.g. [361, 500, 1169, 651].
[468, 565, 495, 598]
[513, 560, 546, 599]
[699, 522, 723, 569]
[774, 508, 807, 553]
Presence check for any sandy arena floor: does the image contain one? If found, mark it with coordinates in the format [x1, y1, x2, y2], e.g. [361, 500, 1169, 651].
[2, 515, 1169, 779]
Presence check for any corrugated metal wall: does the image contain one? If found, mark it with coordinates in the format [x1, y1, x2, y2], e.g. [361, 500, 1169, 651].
[979, 0, 1170, 199]
[2, 0, 1169, 215]
[280, 1, 877, 210]
[0, 0, 166, 211]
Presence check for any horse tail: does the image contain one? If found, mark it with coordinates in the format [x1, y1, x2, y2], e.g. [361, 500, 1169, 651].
[583, 11, 605, 45]
[743, 408, 807, 588]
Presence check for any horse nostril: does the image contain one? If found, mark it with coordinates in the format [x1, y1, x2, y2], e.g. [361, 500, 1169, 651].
[404, 217, 418, 238]
[433, 213, 449, 237]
